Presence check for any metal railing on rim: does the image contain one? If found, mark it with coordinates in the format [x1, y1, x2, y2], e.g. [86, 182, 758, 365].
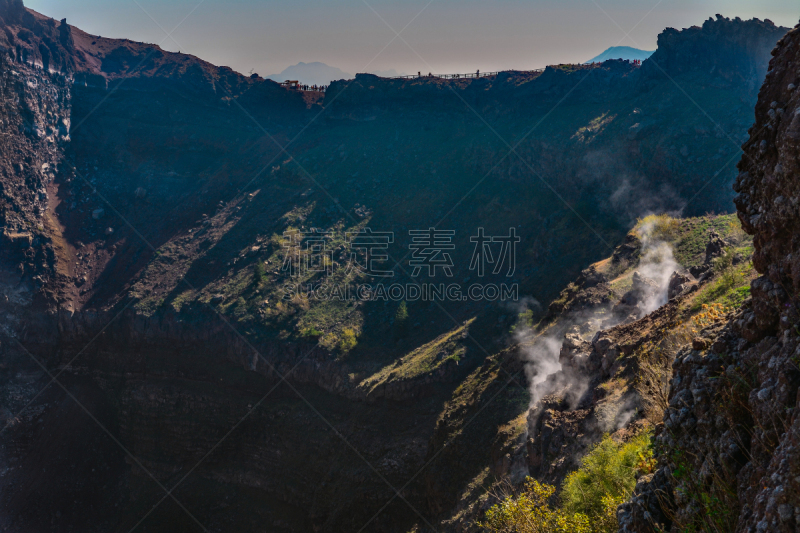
[284, 66, 558, 91]
[388, 68, 546, 80]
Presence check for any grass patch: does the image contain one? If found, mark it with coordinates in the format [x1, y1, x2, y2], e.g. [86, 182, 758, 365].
[497, 412, 529, 441]
[691, 260, 754, 312]
[572, 112, 617, 143]
[360, 319, 473, 392]
[633, 214, 681, 241]
[672, 214, 750, 267]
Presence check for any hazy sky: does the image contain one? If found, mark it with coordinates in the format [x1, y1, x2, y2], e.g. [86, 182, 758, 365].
[26, 0, 799, 76]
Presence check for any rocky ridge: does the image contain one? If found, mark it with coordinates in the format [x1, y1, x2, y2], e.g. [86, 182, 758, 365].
[619, 21, 800, 533]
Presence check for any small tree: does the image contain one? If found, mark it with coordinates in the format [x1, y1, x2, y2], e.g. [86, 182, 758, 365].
[339, 328, 358, 353]
[254, 261, 266, 284]
[393, 301, 409, 339]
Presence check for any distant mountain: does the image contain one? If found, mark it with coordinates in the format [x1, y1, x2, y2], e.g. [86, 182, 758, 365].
[266, 61, 351, 85]
[586, 45, 654, 63]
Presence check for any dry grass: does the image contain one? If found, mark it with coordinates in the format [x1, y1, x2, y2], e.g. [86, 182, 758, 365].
[633, 320, 693, 426]
[633, 214, 682, 242]
[358, 319, 473, 392]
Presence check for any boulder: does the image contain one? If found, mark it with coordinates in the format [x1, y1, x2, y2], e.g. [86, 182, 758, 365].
[703, 230, 727, 264]
[667, 271, 695, 299]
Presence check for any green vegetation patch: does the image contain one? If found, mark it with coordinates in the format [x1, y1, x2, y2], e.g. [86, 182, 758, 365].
[672, 214, 749, 267]
[561, 433, 654, 523]
[359, 319, 473, 392]
[691, 259, 755, 311]
[479, 479, 593, 533]
[633, 213, 682, 242]
[479, 432, 655, 533]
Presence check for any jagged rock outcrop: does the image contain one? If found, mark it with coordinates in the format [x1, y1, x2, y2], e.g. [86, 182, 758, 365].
[704, 230, 728, 264]
[0, 43, 71, 339]
[641, 15, 787, 92]
[0, 0, 75, 73]
[667, 271, 696, 300]
[612, 271, 659, 323]
[619, 20, 800, 533]
[523, 265, 704, 491]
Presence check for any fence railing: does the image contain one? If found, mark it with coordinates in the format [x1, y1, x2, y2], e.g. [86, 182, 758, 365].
[389, 68, 546, 80]
[285, 61, 645, 91]
[283, 67, 552, 92]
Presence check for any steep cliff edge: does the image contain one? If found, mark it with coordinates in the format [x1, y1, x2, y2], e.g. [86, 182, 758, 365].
[0, 45, 71, 331]
[619, 21, 800, 533]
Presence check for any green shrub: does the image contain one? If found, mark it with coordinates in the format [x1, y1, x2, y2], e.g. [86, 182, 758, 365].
[338, 327, 358, 352]
[712, 252, 746, 296]
[254, 261, 266, 283]
[479, 478, 592, 533]
[712, 251, 733, 276]
[300, 326, 322, 338]
[561, 433, 654, 530]
[479, 434, 653, 533]
[510, 309, 534, 334]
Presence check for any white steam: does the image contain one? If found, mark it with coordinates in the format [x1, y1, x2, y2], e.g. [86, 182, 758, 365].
[636, 221, 680, 317]
[522, 335, 562, 407]
[519, 218, 680, 415]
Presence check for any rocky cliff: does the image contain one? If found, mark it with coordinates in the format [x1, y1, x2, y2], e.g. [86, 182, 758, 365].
[642, 15, 784, 92]
[0, 41, 71, 335]
[619, 21, 800, 533]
